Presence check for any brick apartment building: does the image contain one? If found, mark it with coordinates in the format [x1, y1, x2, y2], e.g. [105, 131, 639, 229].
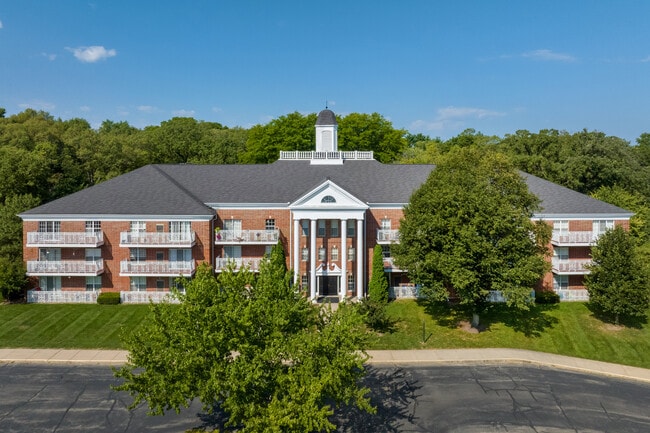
[20, 109, 632, 303]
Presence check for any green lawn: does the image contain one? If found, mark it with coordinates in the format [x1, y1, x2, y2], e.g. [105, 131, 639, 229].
[368, 300, 650, 369]
[1, 301, 649, 369]
[0, 304, 151, 349]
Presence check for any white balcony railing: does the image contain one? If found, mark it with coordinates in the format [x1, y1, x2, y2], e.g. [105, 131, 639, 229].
[551, 231, 596, 246]
[119, 231, 196, 248]
[377, 229, 400, 243]
[382, 257, 403, 271]
[120, 291, 182, 304]
[552, 258, 592, 274]
[27, 232, 104, 247]
[279, 150, 374, 161]
[389, 284, 419, 299]
[26, 259, 104, 276]
[555, 289, 590, 301]
[27, 290, 99, 304]
[214, 257, 264, 272]
[119, 260, 195, 276]
[215, 229, 279, 244]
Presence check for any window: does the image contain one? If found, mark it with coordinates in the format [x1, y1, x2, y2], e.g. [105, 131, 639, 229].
[39, 248, 61, 261]
[265, 219, 275, 230]
[317, 220, 326, 237]
[301, 220, 309, 236]
[301, 247, 309, 261]
[553, 247, 569, 260]
[170, 249, 191, 263]
[382, 245, 391, 258]
[156, 251, 164, 261]
[39, 276, 61, 291]
[347, 223, 355, 237]
[301, 275, 309, 290]
[86, 276, 101, 291]
[169, 221, 191, 233]
[265, 245, 273, 256]
[223, 219, 242, 231]
[330, 220, 339, 237]
[39, 221, 60, 233]
[156, 224, 165, 233]
[224, 245, 241, 258]
[553, 275, 568, 291]
[321, 195, 336, 203]
[347, 274, 355, 292]
[130, 248, 146, 262]
[553, 220, 569, 234]
[156, 278, 165, 291]
[593, 220, 614, 235]
[348, 247, 355, 261]
[130, 276, 146, 292]
[170, 277, 185, 292]
[130, 221, 146, 233]
[85, 248, 101, 261]
[318, 247, 326, 261]
[85, 221, 101, 233]
[331, 246, 339, 261]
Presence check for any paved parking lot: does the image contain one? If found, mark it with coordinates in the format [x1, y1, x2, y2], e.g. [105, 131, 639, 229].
[1, 362, 650, 432]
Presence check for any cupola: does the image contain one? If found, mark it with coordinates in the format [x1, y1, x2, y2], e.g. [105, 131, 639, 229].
[315, 108, 338, 152]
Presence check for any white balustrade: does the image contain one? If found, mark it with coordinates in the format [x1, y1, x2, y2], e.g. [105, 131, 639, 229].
[214, 229, 279, 244]
[27, 290, 98, 303]
[551, 231, 595, 245]
[120, 291, 181, 304]
[120, 260, 195, 276]
[27, 232, 104, 247]
[214, 257, 264, 272]
[377, 229, 400, 243]
[120, 231, 196, 247]
[552, 258, 592, 274]
[555, 289, 590, 301]
[26, 259, 104, 276]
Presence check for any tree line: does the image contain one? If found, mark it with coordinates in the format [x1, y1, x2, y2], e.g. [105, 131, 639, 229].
[1, 107, 649, 297]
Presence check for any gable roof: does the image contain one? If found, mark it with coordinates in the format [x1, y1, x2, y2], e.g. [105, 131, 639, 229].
[20, 160, 632, 218]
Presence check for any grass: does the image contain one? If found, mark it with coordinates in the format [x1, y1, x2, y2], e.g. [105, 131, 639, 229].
[0, 301, 649, 369]
[0, 304, 151, 349]
[367, 300, 650, 369]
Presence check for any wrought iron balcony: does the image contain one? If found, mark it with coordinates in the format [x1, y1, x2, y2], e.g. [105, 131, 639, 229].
[119, 231, 196, 248]
[214, 229, 280, 245]
[26, 259, 104, 276]
[551, 258, 592, 274]
[27, 232, 104, 247]
[214, 257, 265, 272]
[119, 260, 195, 276]
[377, 229, 400, 244]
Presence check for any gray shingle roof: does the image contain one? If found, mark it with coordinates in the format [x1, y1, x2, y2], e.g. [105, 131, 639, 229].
[20, 160, 632, 218]
[315, 109, 337, 126]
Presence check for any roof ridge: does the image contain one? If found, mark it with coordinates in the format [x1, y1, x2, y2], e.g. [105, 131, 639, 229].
[150, 164, 212, 211]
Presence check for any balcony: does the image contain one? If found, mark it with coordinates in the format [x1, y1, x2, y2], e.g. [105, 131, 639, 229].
[552, 258, 592, 274]
[119, 231, 196, 248]
[120, 291, 182, 304]
[383, 257, 403, 272]
[214, 257, 265, 272]
[554, 289, 590, 301]
[27, 290, 99, 304]
[27, 232, 104, 247]
[377, 229, 400, 244]
[26, 259, 104, 276]
[551, 231, 596, 246]
[119, 260, 195, 277]
[214, 229, 280, 245]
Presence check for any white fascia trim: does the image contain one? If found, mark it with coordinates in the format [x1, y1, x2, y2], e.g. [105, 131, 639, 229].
[207, 203, 290, 210]
[20, 214, 215, 222]
[532, 213, 633, 221]
[367, 203, 407, 209]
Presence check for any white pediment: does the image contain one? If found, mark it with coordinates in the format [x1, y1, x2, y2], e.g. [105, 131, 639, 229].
[290, 180, 368, 220]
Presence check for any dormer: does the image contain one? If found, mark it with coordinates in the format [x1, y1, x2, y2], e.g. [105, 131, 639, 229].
[315, 109, 338, 152]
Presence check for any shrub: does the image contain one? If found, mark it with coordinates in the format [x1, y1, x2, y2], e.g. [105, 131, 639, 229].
[97, 292, 121, 305]
[357, 298, 394, 332]
[535, 291, 560, 304]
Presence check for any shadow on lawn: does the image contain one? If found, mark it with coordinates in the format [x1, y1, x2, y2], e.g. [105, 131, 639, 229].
[586, 302, 648, 330]
[419, 300, 559, 337]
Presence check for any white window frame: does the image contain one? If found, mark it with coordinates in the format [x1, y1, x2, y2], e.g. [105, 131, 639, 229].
[381, 218, 392, 230]
[330, 220, 339, 237]
[553, 275, 569, 291]
[130, 248, 146, 262]
[86, 276, 101, 291]
[130, 276, 146, 292]
[347, 274, 355, 291]
[348, 247, 355, 261]
[317, 220, 326, 237]
[85, 248, 101, 262]
[130, 221, 146, 233]
[553, 246, 569, 260]
[39, 221, 60, 233]
[39, 276, 61, 291]
[85, 221, 101, 233]
[318, 247, 326, 261]
[265, 219, 275, 230]
[331, 246, 339, 261]
[301, 247, 309, 261]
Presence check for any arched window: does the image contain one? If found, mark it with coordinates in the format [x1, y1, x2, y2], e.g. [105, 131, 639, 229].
[321, 195, 336, 203]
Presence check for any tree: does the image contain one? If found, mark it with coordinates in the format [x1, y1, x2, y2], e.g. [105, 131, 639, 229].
[0, 194, 41, 258]
[114, 263, 373, 432]
[338, 112, 407, 163]
[367, 244, 389, 304]
[393, 147, 550, 324]
[0, 257, 27, 300]
[585, 226, 650, 325]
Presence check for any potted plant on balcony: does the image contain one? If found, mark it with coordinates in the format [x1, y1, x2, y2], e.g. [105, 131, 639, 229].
[215, 227, 221, 240]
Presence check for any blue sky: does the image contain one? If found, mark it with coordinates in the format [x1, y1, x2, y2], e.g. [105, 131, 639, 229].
[1, 1, 649, 142]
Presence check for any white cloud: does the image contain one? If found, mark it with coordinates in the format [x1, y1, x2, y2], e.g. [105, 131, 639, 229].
[522, 49, 575, 62]
[67, 45, 117, 63]
[410, 106, 505, 132]
[172, 109, 195, 117]
[641, 55, 650, 63]
[18, 100, 56, 111]
[211, 106, 223, 113]
[137, 105, 156, 113]
[0, 20, 4, 29]
[41, 52, 57, 61]
[80, 105, 91, 112]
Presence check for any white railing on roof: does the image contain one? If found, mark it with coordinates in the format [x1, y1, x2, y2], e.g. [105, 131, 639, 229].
[27, 232, 104, 247]
[555, 289, 589, 301]
[120, 291, 181, 304]
[27, 290, 98, 304]
[279, 150, 374, 160]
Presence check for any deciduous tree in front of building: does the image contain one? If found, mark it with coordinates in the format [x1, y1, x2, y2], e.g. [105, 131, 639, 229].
[114, 261, 373, 432]
[393, 147, 550, 325]
[585, 226, 650, 326]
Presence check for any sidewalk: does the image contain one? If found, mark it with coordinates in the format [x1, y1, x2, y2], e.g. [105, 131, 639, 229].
[1, 348, 649, 384]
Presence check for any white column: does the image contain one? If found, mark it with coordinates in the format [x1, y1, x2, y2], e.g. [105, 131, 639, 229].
[293, 218, 300, 286]
[356, 219, 364, 299]
[310, 219, 317, 300]
[340, 219, 347, 300]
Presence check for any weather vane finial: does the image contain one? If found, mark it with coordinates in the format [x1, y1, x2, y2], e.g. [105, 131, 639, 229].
[325, 99, 328, 109]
